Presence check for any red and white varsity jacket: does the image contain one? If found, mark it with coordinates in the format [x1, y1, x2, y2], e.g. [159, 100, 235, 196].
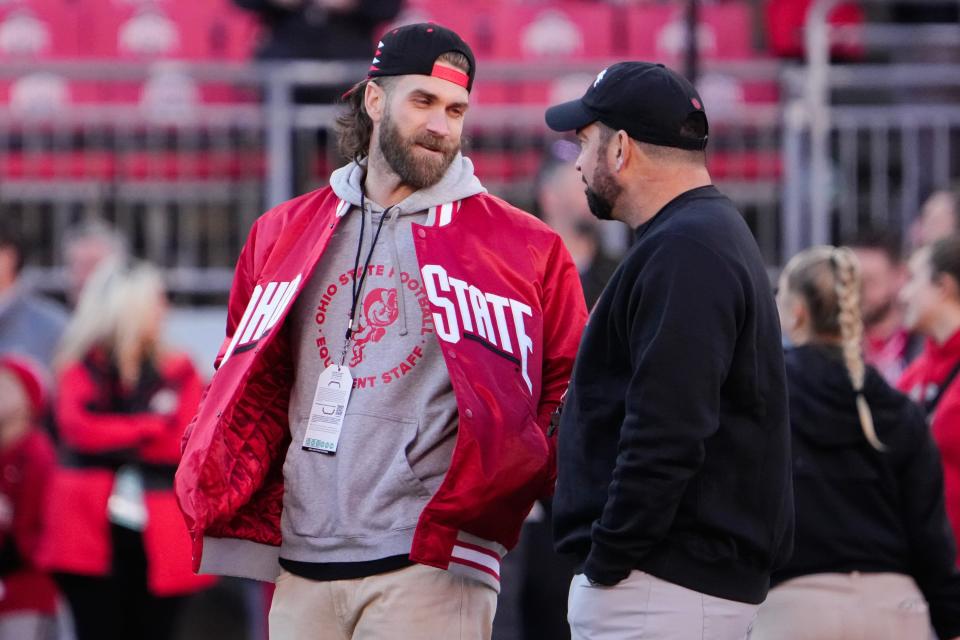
[175, 186, 587, 590]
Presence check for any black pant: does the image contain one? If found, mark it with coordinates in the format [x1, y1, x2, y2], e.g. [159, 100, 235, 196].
[55, 525, 185, 640]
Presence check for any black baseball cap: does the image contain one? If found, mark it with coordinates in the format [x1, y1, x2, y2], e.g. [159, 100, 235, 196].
[359, 22, 476, 93]
[545, 62, 709, 151]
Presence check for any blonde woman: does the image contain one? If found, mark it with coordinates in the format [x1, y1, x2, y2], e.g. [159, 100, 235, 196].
[37, 259, 213, 640]
[752, 246, 960, 640]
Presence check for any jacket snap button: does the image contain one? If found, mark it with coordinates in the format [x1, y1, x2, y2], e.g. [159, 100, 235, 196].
[417, 229, 427, 239]
[465, 409, 473, 418]
[448, 351, 457, 359]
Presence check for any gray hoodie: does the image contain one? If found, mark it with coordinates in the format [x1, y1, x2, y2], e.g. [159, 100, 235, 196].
[281, 155, 485, 567]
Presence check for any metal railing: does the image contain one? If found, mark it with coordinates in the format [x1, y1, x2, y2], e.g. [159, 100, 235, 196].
[2, 58, 785, 298]
[782, 0, 960, 258]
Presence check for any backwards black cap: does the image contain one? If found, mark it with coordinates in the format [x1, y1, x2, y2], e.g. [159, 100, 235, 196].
[545, 62, 708, 151]
[362, 22, 476, 93]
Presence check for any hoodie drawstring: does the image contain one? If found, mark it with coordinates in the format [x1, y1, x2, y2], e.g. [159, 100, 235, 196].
[354, 204, 373, 325]
[387, 206, 409, 337]
[358, 202, 408, 337]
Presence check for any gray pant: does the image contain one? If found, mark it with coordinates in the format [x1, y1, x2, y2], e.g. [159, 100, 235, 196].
[567, 571, 757, 640]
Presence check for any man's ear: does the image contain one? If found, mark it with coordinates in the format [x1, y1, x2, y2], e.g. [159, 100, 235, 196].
[364, 81, 387, 124]
[0, 246, 16, 281]
[790, 298, 809, 333]
[936, 272, 960, 301]
[615, 130, 632, 171]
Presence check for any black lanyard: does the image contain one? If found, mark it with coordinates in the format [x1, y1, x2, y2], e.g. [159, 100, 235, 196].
[341, 193, 389, 365]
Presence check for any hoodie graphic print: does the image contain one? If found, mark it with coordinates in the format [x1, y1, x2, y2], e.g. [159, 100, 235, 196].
[281, 155, 487, 568]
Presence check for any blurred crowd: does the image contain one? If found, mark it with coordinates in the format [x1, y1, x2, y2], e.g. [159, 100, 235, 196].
[0, 220, 252, 639]
[2, 142, 960, 639]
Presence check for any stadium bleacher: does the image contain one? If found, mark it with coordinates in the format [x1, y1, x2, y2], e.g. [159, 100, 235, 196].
[0, 0, 788, 299]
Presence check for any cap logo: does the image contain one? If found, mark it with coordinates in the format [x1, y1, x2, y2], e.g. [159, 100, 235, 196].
[593, 68, 607, 88]
[371, 40, 385, 68]
[691, 97, 702, 110]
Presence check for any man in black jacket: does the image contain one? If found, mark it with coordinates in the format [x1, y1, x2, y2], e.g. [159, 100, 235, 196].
[545, 62, 794, 639]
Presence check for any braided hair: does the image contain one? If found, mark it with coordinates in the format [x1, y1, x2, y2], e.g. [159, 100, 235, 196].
[782, 246, 886, 451]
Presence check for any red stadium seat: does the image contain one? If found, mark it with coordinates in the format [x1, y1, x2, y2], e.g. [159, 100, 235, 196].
[626, 2, 756, 62]
[766, 0, 863, 59]
[0, 149, 266, 181]
[487, 3, 615, 61]
[708, 149, 783, 180]
[0, 1, 99, 110]
[0, 0, 82, 60]
[390, 2, 614, 61]
[83, 0, 257, 61]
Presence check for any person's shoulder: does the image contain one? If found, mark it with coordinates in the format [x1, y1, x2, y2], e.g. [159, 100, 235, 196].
[938, 370, 960, 412]
[641, 228, 729, 268]
[15, 291, 68, 327]
[897, 349, 930, 392]
[862, 369, 929, 448]
[663, 198, 741, 237]
[464, 192, 562, 243]
[255, 186, 338, 234]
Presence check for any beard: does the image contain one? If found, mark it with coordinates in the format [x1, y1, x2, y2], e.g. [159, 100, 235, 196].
[862, 297, 896, 329]
[378, 108, 460, 190]
[583, 156, 622, 221]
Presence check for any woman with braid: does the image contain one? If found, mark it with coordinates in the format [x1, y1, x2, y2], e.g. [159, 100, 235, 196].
[752, 246, 960, 640]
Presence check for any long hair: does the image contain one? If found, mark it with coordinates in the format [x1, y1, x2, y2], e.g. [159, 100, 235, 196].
[335, 51, 472, 163]
[782, 245, 885, 451]
[56, 258, 166, 387]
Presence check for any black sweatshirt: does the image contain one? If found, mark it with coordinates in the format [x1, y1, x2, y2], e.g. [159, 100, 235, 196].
[233, 0, 403, 61]
[553, 186, 794, 605]
[777, 345, 960, 639]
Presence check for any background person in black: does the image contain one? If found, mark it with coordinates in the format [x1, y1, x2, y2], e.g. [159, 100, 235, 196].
[753, 245, 960, 640]
[545, 62, 793, 640]
[234, 0, 403, 64]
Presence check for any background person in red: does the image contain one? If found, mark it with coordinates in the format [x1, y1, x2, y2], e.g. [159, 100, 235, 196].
[0, 355, 58, 640]
[899, 235, 960, 555]
[37, 259, 214, 640]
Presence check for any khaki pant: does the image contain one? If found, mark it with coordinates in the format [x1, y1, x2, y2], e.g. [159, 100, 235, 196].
[567, 571, 758, 640]
[752, 572, 932, 640]
[0, 612, 58, 640]
[268, 563, 497, 640]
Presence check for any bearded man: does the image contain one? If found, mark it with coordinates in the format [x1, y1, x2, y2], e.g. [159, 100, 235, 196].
[546, 62, 793, 640]
[175, 23, 587, 640]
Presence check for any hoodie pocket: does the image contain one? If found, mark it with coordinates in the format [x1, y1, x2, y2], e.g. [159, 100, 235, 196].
[283, 409, 432, 539]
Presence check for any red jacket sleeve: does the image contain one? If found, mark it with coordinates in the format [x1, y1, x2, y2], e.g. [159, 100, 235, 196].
[536, 234, 589, 492]
[139, 355, 204, 465]
[214, 218, 261, 370]
[897, 355, 926, 395]
[56, 363, 168, 453]
[12, 432, 56, 566]
[934, 394, 960, 471]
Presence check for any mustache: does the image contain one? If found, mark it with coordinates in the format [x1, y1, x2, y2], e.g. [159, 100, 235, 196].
[413, 134, 455, 154]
